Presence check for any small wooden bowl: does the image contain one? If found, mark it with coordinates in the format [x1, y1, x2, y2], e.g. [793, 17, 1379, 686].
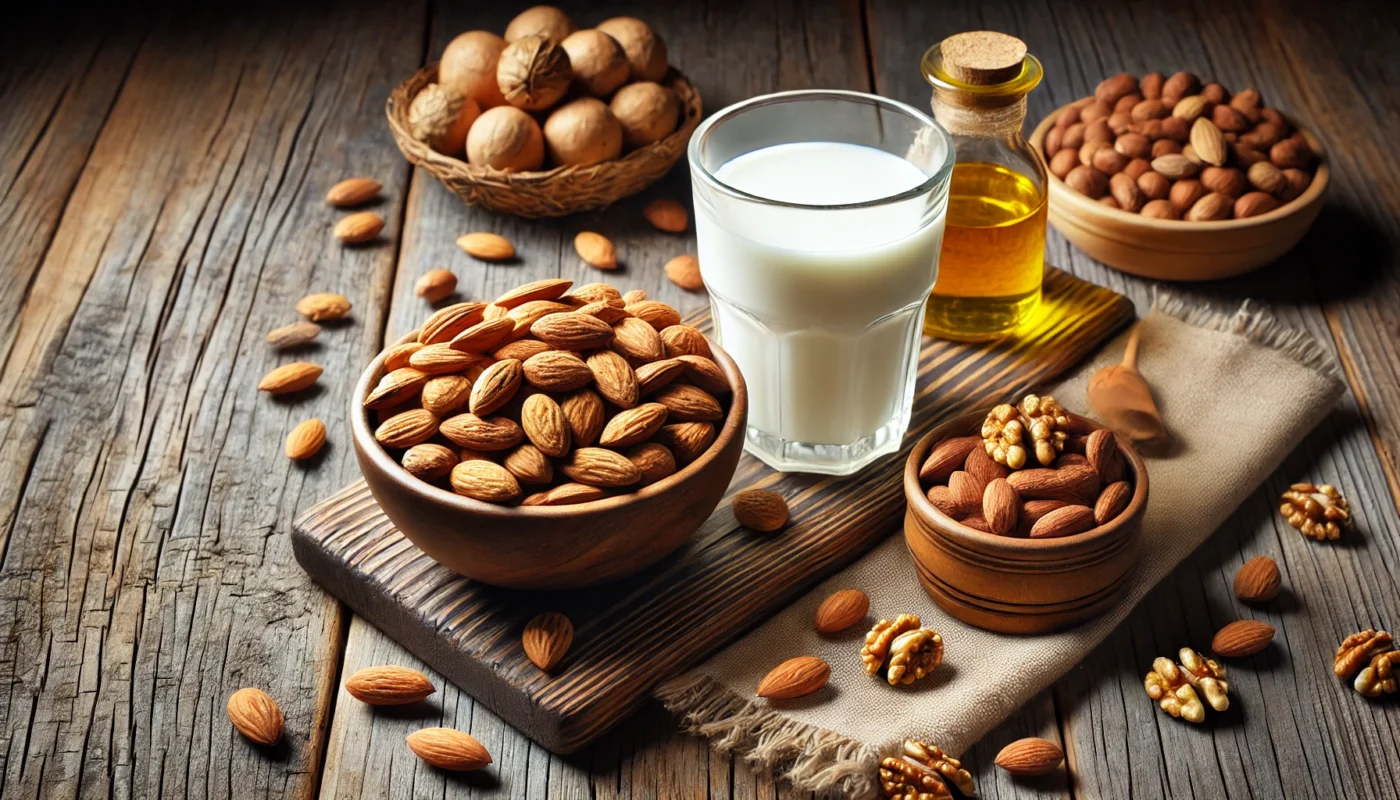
[1029, 106, 1328, 281]
[351, 333, 747, 591]
[903, 412, 1148, 634]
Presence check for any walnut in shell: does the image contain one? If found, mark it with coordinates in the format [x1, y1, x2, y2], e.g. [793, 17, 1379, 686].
[595, 16, 668, 82]
[543, 98, 623, 167]
[407, 84, 480, 157]
[497, 34, 572, 112]
[466, 106, 545, 172]
[610, 81, 681, 148]
[560, 29, 629, 97]
[1280, 482, 1350, 541]
[504, 5, 577, 43]
[439, 31, 507, 109]
[861, 614, 920, 676]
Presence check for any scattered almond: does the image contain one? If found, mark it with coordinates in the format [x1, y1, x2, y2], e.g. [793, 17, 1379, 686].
[226, 688, 283, 745]
[345, 665, 436, 705]
[1211, 619, 1275, 658]
[994, 737, 1065, 777]
[325, 177, 382, 207]
[575, 231, 617, 269]
[733, 488, 788, 532]
[814, 589, 870, 633]
[296, 293, 352, 321]
[522, 612, 574, 672]
[664, 254, 704, 291]
[334, 211, 384, 244]
[266, 321, 321, 350]
[406, 728, 492, 771]
[457, 232, 515, 261]
[756, 656, 830, 699]
[285, 418, 326, 460]
[1233, 556, 1281, 603]
[643, 198, 688, 232]
[415, 269, 458, 302]
[258, 362, 322, 394]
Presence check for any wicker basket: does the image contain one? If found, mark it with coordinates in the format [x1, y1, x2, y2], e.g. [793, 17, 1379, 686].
[387, 64, 703, 218]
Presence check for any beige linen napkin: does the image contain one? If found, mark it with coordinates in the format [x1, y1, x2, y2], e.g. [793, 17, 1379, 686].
[658, 297, 1344, 798]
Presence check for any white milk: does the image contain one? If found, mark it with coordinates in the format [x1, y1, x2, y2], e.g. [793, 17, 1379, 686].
[696, 141, 946, 472]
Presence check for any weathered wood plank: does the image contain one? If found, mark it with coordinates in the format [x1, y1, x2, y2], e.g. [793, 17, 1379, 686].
[0, 3, 425, 797]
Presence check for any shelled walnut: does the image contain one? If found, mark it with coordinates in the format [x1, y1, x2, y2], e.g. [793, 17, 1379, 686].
[980, 394, 1069, 469]
[1144, 647, 1228, 722]
[1333, 629, 1393, 679]
[879, 740, 975, 800]
[1355, 651, 1400, 697]
[862, 615, 944, 686]
[1280, 482, 1350, 541]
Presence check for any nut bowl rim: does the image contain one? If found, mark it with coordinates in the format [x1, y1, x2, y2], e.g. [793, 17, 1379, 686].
[350, 329, 748, 519]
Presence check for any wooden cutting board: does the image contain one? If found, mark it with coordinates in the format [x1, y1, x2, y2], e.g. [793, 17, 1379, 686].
[292, 267, 1133, 754]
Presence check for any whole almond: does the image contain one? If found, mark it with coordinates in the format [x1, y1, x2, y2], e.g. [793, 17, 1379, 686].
[406, 728, 492, 771]
[522, 483, 608, 506]
[600, 402, 669, 448]
[654, 383, 723, 422]
[1169, 179, 1207, 214]
[576, 300, 630, 324]
[1151, 153, 1200, 180]
[383, 342, 424, 371]
[1211, 619, 1276, 658]
[626, 300, 682, 331]
[409, 343, 485, 375]
[626, 442, 677, 486]
[995, 738, 1065, 777]
[258, 362, 322, 394]
[1201, 166, 1248, 197]
[415, 269, 458, 302]
[560, 447, 642, 487]
[1029, 504, 1096, 539]
[948, 471, 984, 516]
[920, 437, 980, 482]
[676, 354, 730, 395]
[226, 688, 283, 745]
[449, 459, 522, 503]
[296, 293, 352, 321]
[1095, 73, 1138, 103]
[469, 359, 523, 415]
[521, 393, 571, 457]
[334, 211, 384, 243]
[285, 418, 326, 460]
[575, 231, 617, 269]
[925, 485, 960, 517]
[611, 316, 665, 361]
[522, 612, 574, 672]
[1094, 480, 1132, 525]
[1185, 191, 1233, 221]
[1109, 172, 1144, 212]
[532, 312, 615, 350]
[960, 514, 991, 532]
[418, 301, 487, 344]
[644, 198, 688, 232]
[1008, 465, 1099, 503]
[344, 665, 435, 705]
[565, 282, 624, 306]
[494, 338, 551, 362]
[1141, 199, 1178, 219]
[756, 656, 830, 699]
[560, 389, 606, 447]
[449, 318, 515, 354]
[813, 589, 869, 634]
[375, 408, 439, 449]
[982, 478, 1020, 535]
[1211, 104, 1249, 133]
[439, 413, 525, 451]
[1190, 117, 1228, 167]
[401, 443, 457, 479]
[1270, 137, 1313, 170]
[266, 321, 321, 350]
[1281, 168, 1312, 201]
[495, 278, 574, 309]
[622, 289, 647, 304]
[503, 443, 553, 485]
[457, 232, 515, 261]
[1233, 556, 1282, 602]
[586, 350, 640, 408]
[1065, 165, 1109, 198]
[364, 367, 430, 409]
[1171, 95, 1209, 122]
[1247, 161, 1287, 196]
[523, 350, 593, 392]
[1235, 191, 1280, 219]
[506, 300, 573, 340]
[1022, 499, 1069, 524]
[964, 445, 1009, 485]
[326, 176, 382, 207]
[665, 255, 704, 291]
[655, 422, 716, 464]
[1084, 429, 1119, 484]
[733, 489, 789, 532]
[635, 358, 687, 394]
[1161, 71, 1201, 106]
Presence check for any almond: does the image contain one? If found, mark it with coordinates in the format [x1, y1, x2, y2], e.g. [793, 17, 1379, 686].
[643, 198, 688, 232]
[493, 338, 551, 362]
[1189, 117, 1228, 167]
[1185, 191, 1233, 221]
[1029, 504, 1096, 538]
[622, 289, 647, 304]
[266, 321, 321, 350]
[285, 418, 326, 460]
[1171, 95, 1209, 122]
[520, 393, 571, 457]
[625, 300, 681, 331]
[575, 231, 617, 269]
[1008, 464, 1100, 503]
[1269, 137, 1313, 170]
[334, 211, 384, 243]
[1150, 153, 1200, 180]
[560, 389, 606, 447]
[375, 408, 439, 449]
[258, 362, 322, 394]
[523, 350, 593, 392]
[756, 656, 830, 699]
[1233, 556, 1281, 603]
[1235, 191, 1279, 219]
[415, 269, 458, 302]
[1022, 499, 1068, 523]
[532, 312, 614, 350]
[401, 443, 457, 479]
[456, 232, 515, 261]
[1247, 161, 1288, 196]
[325, 176, 382, 207]
[576, 300, 630, 324]
[560, 447, 642, 487]
[586, 350, 639, 409]
[484, 303, 509, 320]
[960, 514, 991, 533]
[1094, 480, 1132, 525]
[406, 728, 492, 771]
[653, 383, 722, 422]
[664, 254, 703, 291]
[383, 341, 424, 371]
[982, 478, 1020, 535]
[813, 589, 869, 634]
[920, 437, 981, 482]
[344, 665, 435, 705]
[947, 471, 984, 516]
[1211, 619, 1275, 658]
[1085, 429, 1120, 485]
[364, 367, 430, 409]
[600, 402, 669, 448]
[733, 488, 789, 531]
[565, 282, 623, 306]
[522, 612, 573, 672]
[676, 354, 729, 395]
[439, 413, 525, 451]
[655, 422, 715, 464]
[409, 343, 485, 375]
[625, 442, 676, 486]
[494, 278, 574, 309]
[468, 358, 523, 415]
[994, 737, 1064, 777]
[503, 443, 554, 484]
[296, 292, 352, 321]
[521, 482, 608, 506]
[659, 325, 711, 359]
[421, 302, 489, 346]
[449, 459, 522, 503]
[925, 485, 960, 517]
[964, 444, 1009, 485]
[226, 688, 283, 745]
[635, 358, 686, 395]
[611, 316, 665, 361]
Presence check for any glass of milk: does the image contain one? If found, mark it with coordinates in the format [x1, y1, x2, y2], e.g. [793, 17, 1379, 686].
[688, 90, 954, 476]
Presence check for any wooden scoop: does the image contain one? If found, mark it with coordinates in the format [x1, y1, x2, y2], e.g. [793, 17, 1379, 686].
[1088, 323, 1172, 454]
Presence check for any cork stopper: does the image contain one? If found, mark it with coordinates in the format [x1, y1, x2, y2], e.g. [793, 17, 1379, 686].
[940, 31, 1027, 86]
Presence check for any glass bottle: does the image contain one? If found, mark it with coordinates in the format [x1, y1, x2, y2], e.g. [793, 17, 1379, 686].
[920, 32, 1048, 341]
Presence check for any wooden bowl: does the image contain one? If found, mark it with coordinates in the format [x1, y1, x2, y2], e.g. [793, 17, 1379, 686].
[1029, 106, 1328, 281]
[903, 411, 1148, 634]
[387, 64, 703, 218]
[350, 333, 747, 591]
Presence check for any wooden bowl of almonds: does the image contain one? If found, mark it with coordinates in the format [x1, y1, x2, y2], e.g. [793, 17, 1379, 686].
[1029, 71, 1328, 281]
[902, 398, 1148, 635]
[350, 279, 747, 590]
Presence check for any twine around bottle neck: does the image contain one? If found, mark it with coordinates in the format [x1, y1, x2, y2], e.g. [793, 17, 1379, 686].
[932, 90, 1027, 138]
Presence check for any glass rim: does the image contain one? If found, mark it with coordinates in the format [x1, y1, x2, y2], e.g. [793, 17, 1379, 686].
[687, 89, 956, 211]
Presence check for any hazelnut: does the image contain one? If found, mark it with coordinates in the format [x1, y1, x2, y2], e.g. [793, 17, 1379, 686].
[1169, 179, 1206, 214]
[1235, 191, 1280, 218]
[1066, 165, 1109, 199]
[439, 31, 508, 109]
[542, 97, 624, 167]
[1185, 191, 1234, 221]
[504, 5, 577, 43]
[1114, 132, 1151, 159]
[1092, 147, 1130, 175]
[610, 81, 680, 148]
[1084, 118, 1113, 144]
[596, 17, 668, 82]
[1281, 168, 1313, 201]
[466, 105, 545, 171]
[1110, 172, 1144, 212]
[1123, 158, 1151, 181]
[560, 29, 629, 97]
[1137, 170, 1171, 201]
[1080, 100, 1112, 124]
[1200, 166, 1248, 197]
[1061, 122, 1087, 150]
[1152, 139, 1182, 158]
[1049, 148, 1079, 179]
[1141, 199, 1178, 219]
[1161, 71, 1201, 106]
[1130, 99, 1168, 122]
[497, 35, 572, 111]
[1140, 72, 1165, 100]
[1211, 104, 1250, 133]
[407, 83, 480, 157]
[1270, 136, 1314, 170]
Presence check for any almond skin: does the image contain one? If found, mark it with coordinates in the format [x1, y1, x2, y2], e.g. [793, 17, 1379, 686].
[523, 350, 593, 392]
[813, 589, 869, 634]
[575, 231, 617, 269]
[334, 211, 384, 243]
[587, 350, 640, 409]
[522, 612, 573, 672]
[226, 688, 283, 745]
[654, 383, 723, 423]
[296, 293, 352, 321]
[756, 656, 830, 699]
[1211, 619, 1276, 658]
[610, 316, 665, 361]
[375, 408, 439, 449]
[415, 269, 458, 302]
[733, 489, 788, 532]
[325, 176, 382, 207]
[1233, 556, 1282, 603]
[664, 254, 703, 290]
[439, 413, 525, 451]
[457, 231, 515, 261]
[656, 422, 715, 464]
[266, 321, 321, 350]
[285, 418, 326, 460]
[643, 198, 688, 232]
[995, 737, 1064, 777]
[406, 728, 492, 771]
[345, 665, 436, 705]
[532, 312, 615, 350]
[258, 362, 322, 394]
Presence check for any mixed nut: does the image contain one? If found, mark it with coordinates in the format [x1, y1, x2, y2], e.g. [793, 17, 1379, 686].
[1043, 71, 1320, 220]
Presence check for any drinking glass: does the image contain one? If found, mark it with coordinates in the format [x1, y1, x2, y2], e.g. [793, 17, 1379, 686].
[688, 90, 955, 475]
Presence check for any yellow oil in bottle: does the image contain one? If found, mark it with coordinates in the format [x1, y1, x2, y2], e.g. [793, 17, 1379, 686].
[924, 162, 1047, 340]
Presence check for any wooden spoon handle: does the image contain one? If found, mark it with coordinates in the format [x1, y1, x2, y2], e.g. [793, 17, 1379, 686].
[1122, 323, 1142, 370]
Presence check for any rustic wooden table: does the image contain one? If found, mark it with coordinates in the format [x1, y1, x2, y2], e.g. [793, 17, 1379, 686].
[2, 0, 1398, 797]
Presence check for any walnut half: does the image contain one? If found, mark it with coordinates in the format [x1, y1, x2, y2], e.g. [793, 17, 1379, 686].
[862, 615, 945, 686]
[1144, 647, 1228, 723]
[1280, 482, 1350, 541]
[878, 740, 974, 800]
